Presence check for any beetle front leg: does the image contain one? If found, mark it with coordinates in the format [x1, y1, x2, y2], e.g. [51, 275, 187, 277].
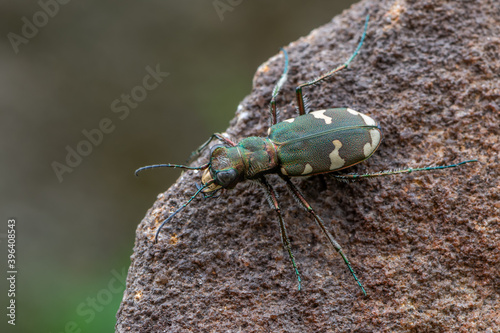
[259, 176, 302, 291]
[281, 175, 367, 296]
[187, 133, 236, 163]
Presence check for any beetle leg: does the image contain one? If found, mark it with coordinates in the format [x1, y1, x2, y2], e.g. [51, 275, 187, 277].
[259, 176, 302, 291]
[281, 175, 367, 296]
[188, 133, 236, 163]
[331, 159, 478, 182]
[295, 15, 369, 115]
[269, 48, 290, 126]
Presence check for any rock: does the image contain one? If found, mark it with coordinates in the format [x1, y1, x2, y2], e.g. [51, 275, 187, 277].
[116, 0, 499, 331]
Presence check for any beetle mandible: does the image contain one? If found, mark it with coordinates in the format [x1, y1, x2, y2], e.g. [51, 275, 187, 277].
[136, 16, 477, 295]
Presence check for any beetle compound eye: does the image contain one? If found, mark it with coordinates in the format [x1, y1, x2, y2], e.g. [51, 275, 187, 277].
[216, 169, 238, 187]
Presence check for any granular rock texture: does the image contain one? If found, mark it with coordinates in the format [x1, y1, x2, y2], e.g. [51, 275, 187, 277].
[117, 0, 499, 331]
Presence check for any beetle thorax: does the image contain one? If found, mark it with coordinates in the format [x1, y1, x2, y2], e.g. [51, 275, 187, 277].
[200, 137, 279, 193]
[209, 137, 278, 180]
[236, 137, 279, 179]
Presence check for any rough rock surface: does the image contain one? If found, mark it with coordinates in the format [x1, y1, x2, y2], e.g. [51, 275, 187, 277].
[116, 0, 499, 331]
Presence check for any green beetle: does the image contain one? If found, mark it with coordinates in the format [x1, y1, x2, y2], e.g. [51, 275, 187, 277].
[136, 16, 476, 295]
[201, 108, 381, 193]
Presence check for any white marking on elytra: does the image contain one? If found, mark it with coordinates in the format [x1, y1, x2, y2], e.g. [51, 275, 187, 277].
[267, 127, 271, 136]
[363, 129, 381, 157]
[347, 108, 358, 115]
[281, 167, 288, 175]
[347, 108, 376, 126]
[283, 118, 295, 123]
[311, 110, 333, 124]
[302, 163, 313, 175]
[329, 140, 345, 170]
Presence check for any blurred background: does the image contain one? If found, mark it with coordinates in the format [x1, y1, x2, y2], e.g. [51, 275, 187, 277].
[1, 0, 357, 331]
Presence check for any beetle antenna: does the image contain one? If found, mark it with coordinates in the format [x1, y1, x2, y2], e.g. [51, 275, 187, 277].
[154, 180, 214, 243]
[135, 163, 209, 176]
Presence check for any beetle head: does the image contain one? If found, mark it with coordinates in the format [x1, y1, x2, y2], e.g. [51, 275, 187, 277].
[200, 145, 245, 194]
[134, 142, 247, 242]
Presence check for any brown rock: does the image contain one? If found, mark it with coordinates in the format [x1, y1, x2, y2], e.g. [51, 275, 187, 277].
[117, 0, 499, 331]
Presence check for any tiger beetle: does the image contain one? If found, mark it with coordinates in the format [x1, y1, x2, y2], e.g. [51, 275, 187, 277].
[136, 16, 477, 295]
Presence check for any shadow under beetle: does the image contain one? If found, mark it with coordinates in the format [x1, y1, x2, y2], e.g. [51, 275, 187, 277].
[136, 16, 477, 295]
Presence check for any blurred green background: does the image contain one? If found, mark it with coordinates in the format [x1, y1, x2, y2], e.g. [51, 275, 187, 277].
[1, 1, 357, 331]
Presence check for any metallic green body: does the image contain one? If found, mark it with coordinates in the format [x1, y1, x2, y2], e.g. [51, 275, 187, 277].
[207, 108, 381, 187]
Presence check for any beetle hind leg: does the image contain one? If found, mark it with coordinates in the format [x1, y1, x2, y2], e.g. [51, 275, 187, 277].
[281, 175, 367, 296]
[331, 159, 478, 182]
